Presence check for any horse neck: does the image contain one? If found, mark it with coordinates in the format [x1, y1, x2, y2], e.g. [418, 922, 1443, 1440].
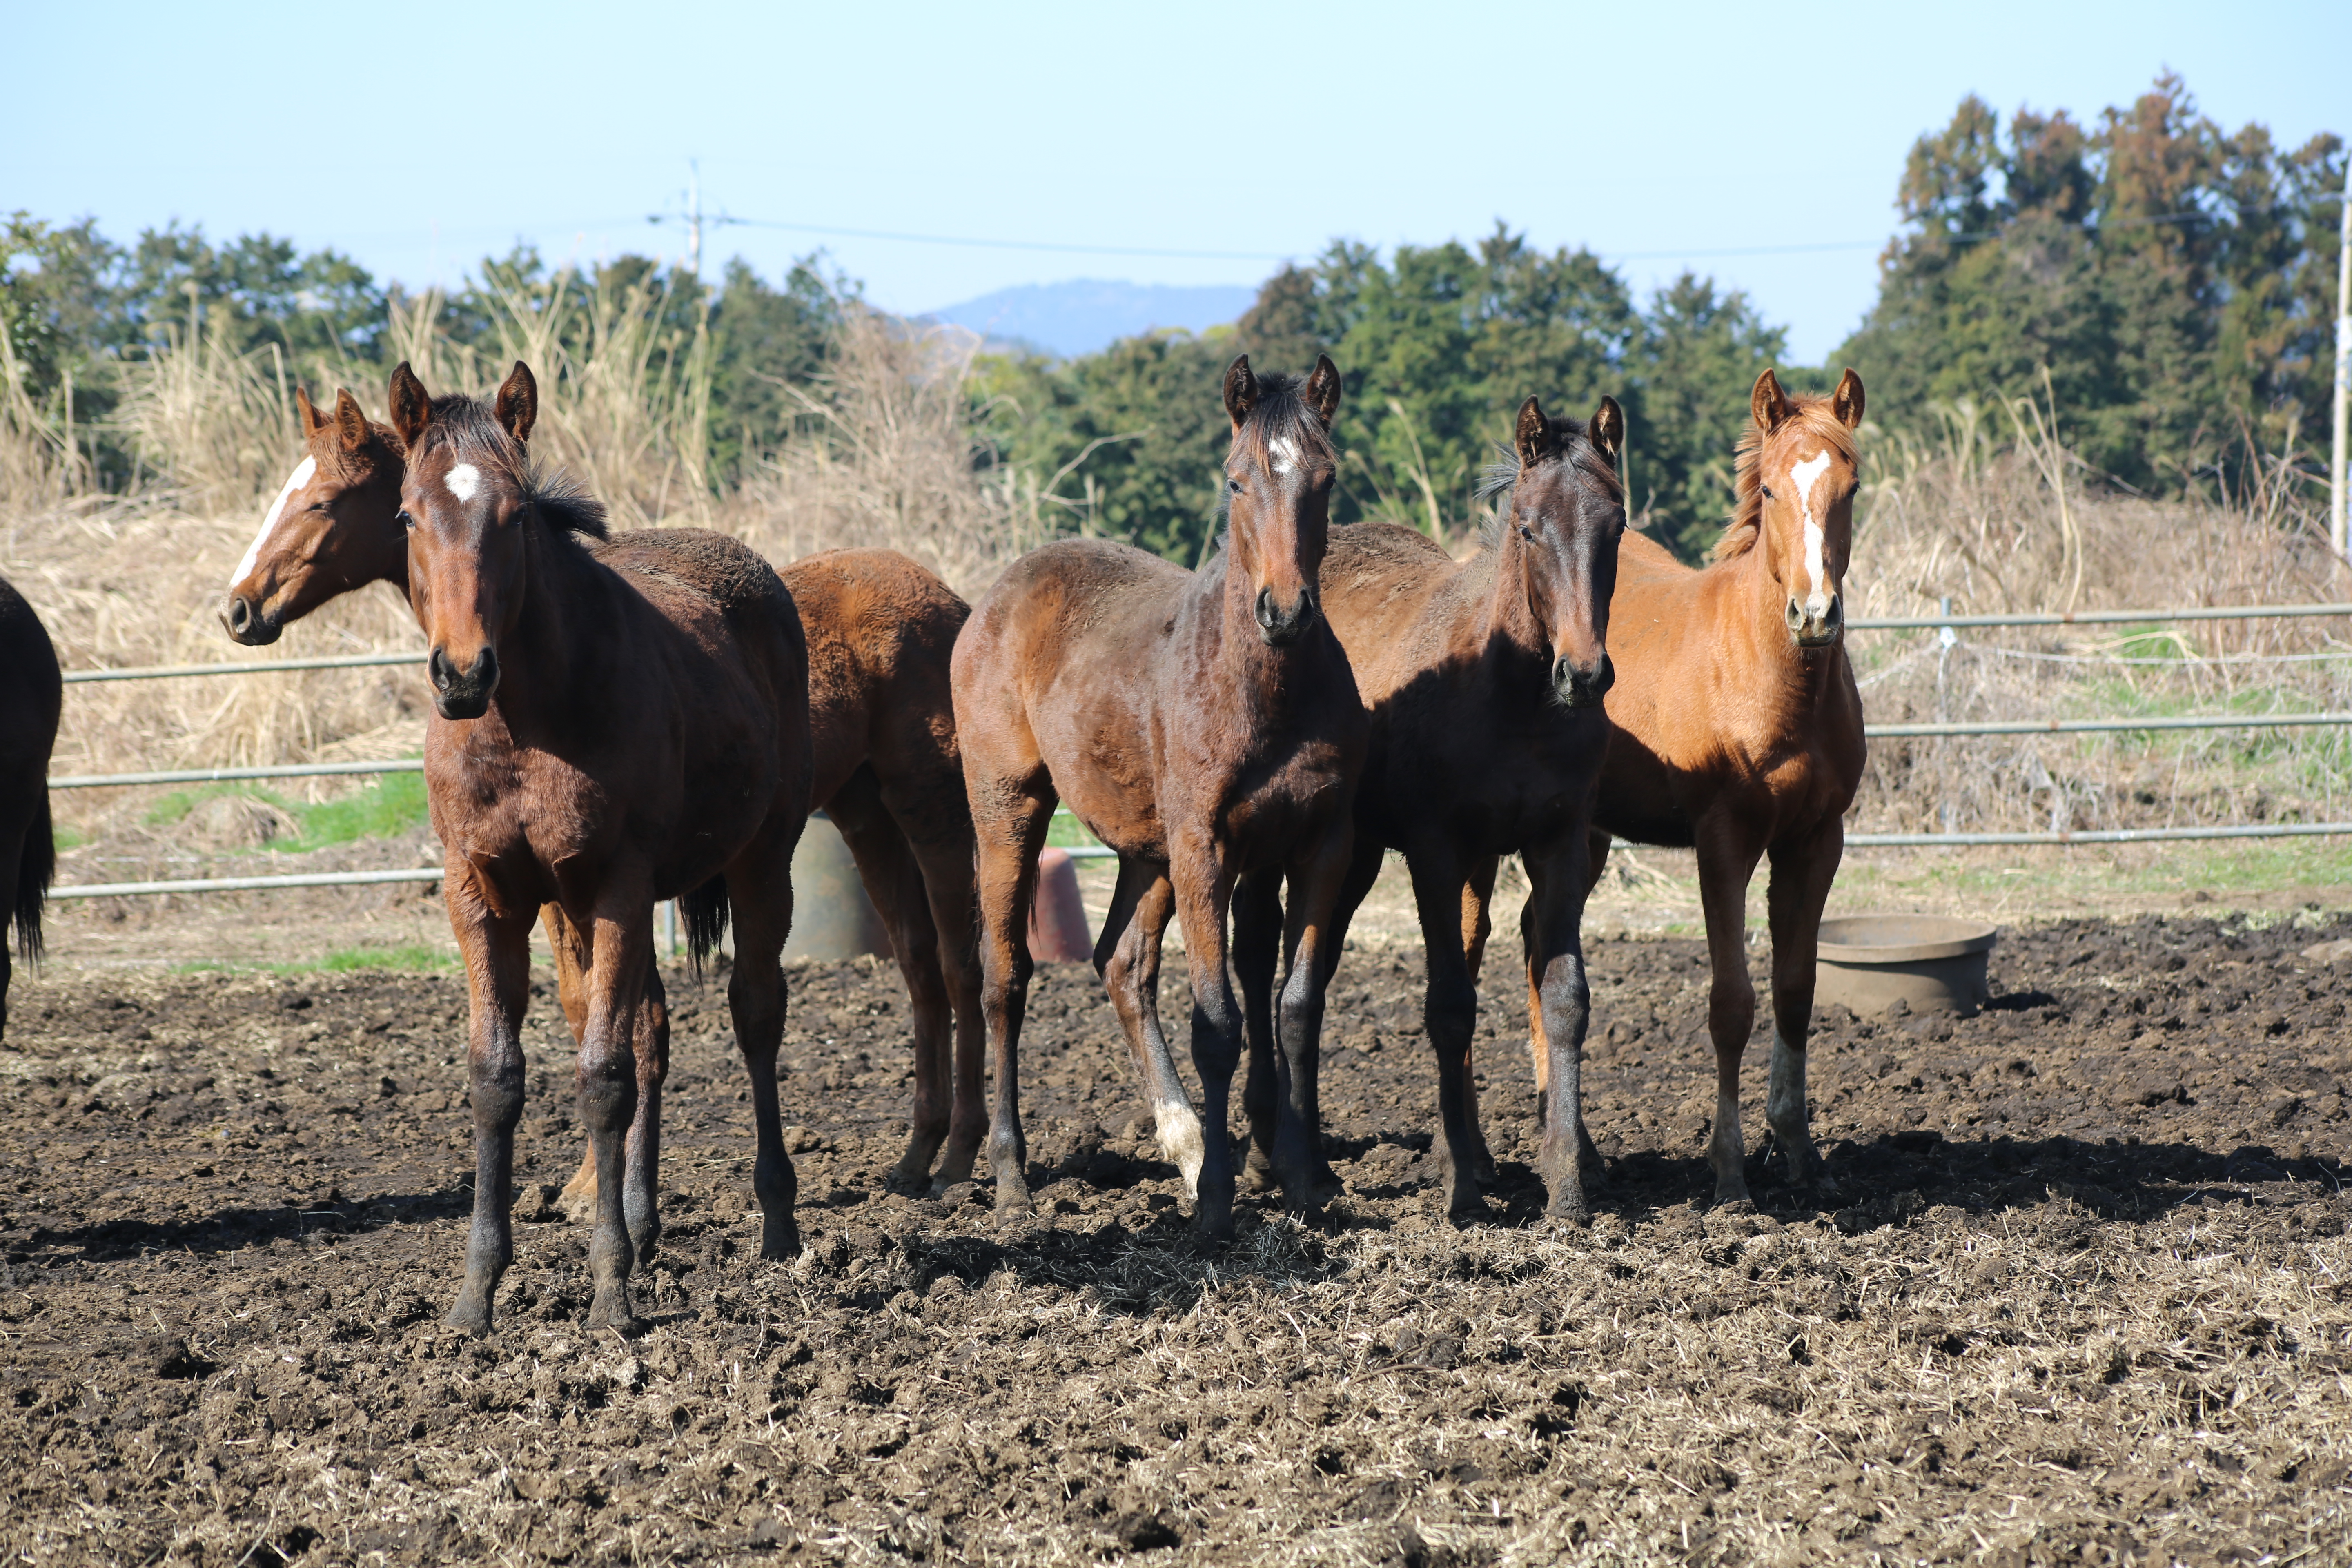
[485, 525, 605, 738]
[1726, 538, 1846, 712]
[1198, 550, 1307, 715]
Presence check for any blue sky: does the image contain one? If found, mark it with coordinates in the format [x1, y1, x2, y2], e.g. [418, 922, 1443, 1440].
[5, 1, 2344, 364]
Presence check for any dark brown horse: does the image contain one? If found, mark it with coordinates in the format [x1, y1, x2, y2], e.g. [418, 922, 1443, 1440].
[951, 356, 1365, 1234]
[1234, 396, 1626, 1222]
[1479, 369, 1866, 1205]
[0, 575, 59, 1042]
[220, 396, 984, 1200]
[390, 360, 812, 1334]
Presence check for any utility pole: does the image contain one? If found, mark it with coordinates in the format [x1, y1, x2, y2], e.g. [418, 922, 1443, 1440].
[2334, 154, 2350, 567]
[686, 160, 703, 281]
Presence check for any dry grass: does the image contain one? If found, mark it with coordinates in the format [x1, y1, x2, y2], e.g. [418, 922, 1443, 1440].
[1843, 395, 2351, 836]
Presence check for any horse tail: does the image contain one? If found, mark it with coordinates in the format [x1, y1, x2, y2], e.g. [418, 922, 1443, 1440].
[14, 791, 51, 964]
[680, 874, 730, 978]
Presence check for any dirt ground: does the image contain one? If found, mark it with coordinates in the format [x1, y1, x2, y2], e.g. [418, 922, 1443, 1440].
[4, 893, 2352, 1566]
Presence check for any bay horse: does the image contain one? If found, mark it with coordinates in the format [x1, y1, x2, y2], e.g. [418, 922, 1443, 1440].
[390, 360, 813, 1335]
[1478, 368, 1866, 1206]
[1234, 395, 1627, 1224]
[0, 575, 59, 1042]
[951, 356, 1365, 1235]
[219, 392, 986, 1200]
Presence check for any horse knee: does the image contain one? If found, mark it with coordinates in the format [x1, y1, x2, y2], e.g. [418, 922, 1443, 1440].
[1423, 977, 1476, 1054]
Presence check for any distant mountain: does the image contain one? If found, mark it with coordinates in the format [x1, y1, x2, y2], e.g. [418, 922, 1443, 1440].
[924, 279, 1258, 359]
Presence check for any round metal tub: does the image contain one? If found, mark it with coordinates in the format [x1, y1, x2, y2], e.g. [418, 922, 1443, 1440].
[1814, 915, 1998, 1018]
[782, 812, 892, 963]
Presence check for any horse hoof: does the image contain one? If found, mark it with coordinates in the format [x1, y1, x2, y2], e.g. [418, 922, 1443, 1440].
[884, 1167, 931, 1198]
[1545, 1194, 1593, 1228]
[445, 1297, 494, 1338]
[1193, 1205, 1235, 1242]
[589, 1303, 646, 1338]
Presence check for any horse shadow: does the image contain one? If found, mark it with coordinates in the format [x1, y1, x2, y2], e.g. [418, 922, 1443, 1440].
[16, 1185, 476, 1263]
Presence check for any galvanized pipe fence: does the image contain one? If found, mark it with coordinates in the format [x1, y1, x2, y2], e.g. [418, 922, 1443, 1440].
[44, 601, 2352, 895]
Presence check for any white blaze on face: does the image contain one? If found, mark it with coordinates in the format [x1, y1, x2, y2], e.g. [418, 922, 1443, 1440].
[230, 456, 319, 590]
[1787, 450, 1835, 615]
[1268, 435, 1298, 478]
[445, 462, 481, 503]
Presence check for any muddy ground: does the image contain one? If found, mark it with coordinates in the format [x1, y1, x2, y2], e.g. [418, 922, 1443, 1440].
[4, 912, 2352, 1566]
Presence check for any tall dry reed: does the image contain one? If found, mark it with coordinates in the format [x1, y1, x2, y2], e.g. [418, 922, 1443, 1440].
[1843, 390, 2350, 836]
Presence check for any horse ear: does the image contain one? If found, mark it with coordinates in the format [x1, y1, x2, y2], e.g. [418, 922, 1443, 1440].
[296, 386, 325, 439]
[388, 361, 430, 448]
[1513, 397, 1550, 468]
[494, 361, 538, 445]
[1588, 395, 1625, 466]
[1222, 354, 1258, 429]
[332, 388, 370, 452]
[1832, 367, 1865, 430]
[1751, 368, 1792, 434]
[1303, 354, 1342, 424]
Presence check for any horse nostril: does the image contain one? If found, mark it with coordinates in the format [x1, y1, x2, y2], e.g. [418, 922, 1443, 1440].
[1824, 594, 1843, 627]
[470, 648, 499, 689]
[428, 648, 453, 691]
[1255, 586, 1277, 630]
[225, 597, 252, 635]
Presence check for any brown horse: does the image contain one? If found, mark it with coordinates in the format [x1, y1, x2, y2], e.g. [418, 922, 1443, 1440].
[951, 356, 1365, 1234]
[1481, 368, 1866, 1205]
[219, 396, 985, 1200]
[0, 575, 59, 1042]
[1235, 395, 1628, 1223]
[390, 360, 812, 1335]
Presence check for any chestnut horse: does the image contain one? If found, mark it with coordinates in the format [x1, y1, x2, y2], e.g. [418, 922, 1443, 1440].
[219, 392, 985, 1200]
[1479, 368, 1866, 1205]
[951, 356, 1365, 1235]
[1234, 395, 1627, 1223]
[0, 575, 59, 1042]
[390, 360, 812, 1335]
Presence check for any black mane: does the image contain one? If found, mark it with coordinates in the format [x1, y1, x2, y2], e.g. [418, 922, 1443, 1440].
[1474, 412, 1622, 550]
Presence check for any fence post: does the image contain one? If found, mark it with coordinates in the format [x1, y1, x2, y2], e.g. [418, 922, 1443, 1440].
[2334, 157, 2350, 569]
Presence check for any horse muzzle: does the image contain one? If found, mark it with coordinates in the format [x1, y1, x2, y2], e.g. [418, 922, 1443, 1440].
[1785, 592, 1843, 649]
[429, 645, 500, 720]
[219, 593, 281, 646]
[1553, 652, 1613, 709]
[1254, 584, 1319, 648]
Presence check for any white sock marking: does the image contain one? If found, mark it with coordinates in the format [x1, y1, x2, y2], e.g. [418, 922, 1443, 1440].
[1269, 435, 1298, 477]
[445, 462, 481, 503]
[1788, 450, 1834, 614]
[230, 456, 318, 589]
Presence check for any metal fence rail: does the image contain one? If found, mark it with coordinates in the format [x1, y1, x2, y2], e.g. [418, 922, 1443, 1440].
[41, 600, 2352, 894]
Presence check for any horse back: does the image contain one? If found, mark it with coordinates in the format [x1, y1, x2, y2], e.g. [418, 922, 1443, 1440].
[782, 548, 969, 808]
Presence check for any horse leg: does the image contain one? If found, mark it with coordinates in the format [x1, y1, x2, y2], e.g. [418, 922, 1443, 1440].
[445, 874, 535, 1336]
[1520, 854, 1606, 1180]
[971, 778, 1054, 1215]
[544, 906, 601, 1223]
[1456, 856, 1499, 1186]
[1233, 868, 1284, 1193]
[1764, 818, 1844, 1195]
[720, 824, 804, 1262]
[624, 961, 670, 1265]
[897, 807, 988, 1197]
[1695, 829, 1765, 1207]
[1523, 836, 1599, 1224]
[1406, 846, 1486, 1223]
[571, 878, 662, 1335]
[830, 775, 953, 1194]
[1522, 830, 1610, 1120]
[1096, 859, 1197, 1190]
[1270, 822, 1355, 1216]
[1169, 836, 1242, 1239]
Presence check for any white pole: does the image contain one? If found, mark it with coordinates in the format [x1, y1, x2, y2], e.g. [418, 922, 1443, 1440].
[2332, 157, 2350, 566]
[687, 161, 702, 281]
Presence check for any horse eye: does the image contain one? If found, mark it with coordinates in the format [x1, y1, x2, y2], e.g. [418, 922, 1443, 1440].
[397, 510, 415, 530]
[1761, 485, 1776, 500]
[1518, 525, 1535, 541]
[1228, 478, 1243, 494]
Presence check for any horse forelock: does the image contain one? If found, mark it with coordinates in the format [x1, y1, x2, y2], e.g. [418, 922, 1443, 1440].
[1226, 370, 1335, 480]
[1714, 396, 1857, 563]
[1473, 416, 1623, 550]
[412, 392, 607, 539]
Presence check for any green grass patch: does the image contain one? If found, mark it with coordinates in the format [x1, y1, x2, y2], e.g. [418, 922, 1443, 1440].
[177, 943, 458, 976]
[1047, 810, 1103, 850]
[50, 822, 86, 851]
[142, 769, 429, 853]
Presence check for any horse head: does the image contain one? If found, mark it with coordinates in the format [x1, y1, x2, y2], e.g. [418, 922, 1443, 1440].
[1742, 367, 1864, 650]
[1221, 354, 1342, 648]
[390, 359, 558, 720]
[1502, 394, 1626, 708]
[220, 387, 407, 645]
